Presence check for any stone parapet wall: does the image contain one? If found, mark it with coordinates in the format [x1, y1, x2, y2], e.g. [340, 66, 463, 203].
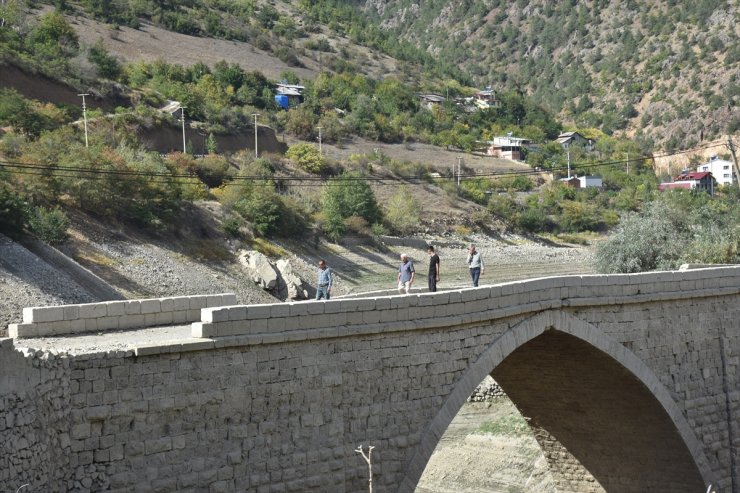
[9, 294, 236, 338]
[191, 267, 740, 341]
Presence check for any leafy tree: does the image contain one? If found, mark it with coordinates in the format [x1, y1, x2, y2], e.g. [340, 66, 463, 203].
[321, 172, 380, 240]
[28, 206, 69, 244]
[285, 143, 326, 173]
[88, 39, 122, 79]
[0, 180, 28, 236]
[384, 186, 421, 235]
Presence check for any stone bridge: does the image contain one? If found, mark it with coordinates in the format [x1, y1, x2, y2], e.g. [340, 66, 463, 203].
[1, 267, 739, 492]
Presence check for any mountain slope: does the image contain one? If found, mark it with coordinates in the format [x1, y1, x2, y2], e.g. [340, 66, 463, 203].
[358, 0, 740, 148]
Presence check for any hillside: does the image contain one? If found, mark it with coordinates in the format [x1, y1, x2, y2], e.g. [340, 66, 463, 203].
[357, 0, 740, 149]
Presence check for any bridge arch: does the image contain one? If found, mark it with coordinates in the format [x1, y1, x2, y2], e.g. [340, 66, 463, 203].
[401, 309, 716, 493]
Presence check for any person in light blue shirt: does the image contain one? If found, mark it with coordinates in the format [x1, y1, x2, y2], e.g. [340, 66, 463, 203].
[316, 259, 333, 300]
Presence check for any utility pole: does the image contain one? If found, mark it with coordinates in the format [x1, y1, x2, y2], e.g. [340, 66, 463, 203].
[78, 93, 90, 148]
[457, 156, 463, 186]
[317, 126, 322, 155]
[567, 149, 571, 179]
[252, 113, 260, 158]
[727, 138, 740, 192]
[180, 106, 187, 153]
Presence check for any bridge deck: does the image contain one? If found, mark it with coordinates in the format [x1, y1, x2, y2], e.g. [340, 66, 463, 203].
[13, 324, 193, 355]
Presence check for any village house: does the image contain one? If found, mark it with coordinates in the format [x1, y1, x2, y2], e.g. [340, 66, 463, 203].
[559, 176, 581, 188]
[578, 175, 603, 188]
[418, 94, 446, 110]
[485, 134, 532, 161]
[556, 131, 595, 151]
[697, 155, 737, 187]
[275, 83, 305, 109]
[474, 87, 501, 109]
[658, 171, 715, 196]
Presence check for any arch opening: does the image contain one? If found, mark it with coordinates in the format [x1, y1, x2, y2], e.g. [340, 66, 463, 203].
[404, 311, 712, 493]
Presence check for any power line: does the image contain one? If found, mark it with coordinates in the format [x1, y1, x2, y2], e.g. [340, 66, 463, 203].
[0, 142, 726, 186]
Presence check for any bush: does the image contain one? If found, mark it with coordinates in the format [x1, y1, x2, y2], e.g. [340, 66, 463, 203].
[321, 172, 380, 240]
[384, 186, 421, 235]
[595, 191, 740, 273]
[195, 155, 232, 187]
[286, 142, 326, 173]
[28, 207, 69, 245]
[0, 182, 28, 236]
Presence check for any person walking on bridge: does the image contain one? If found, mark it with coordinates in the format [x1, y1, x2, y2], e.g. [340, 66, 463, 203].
[316, 259, 333, 300]
[397, 253, 415, 294]
[427, 245, 440, 292]
[466, 244, 484, 287]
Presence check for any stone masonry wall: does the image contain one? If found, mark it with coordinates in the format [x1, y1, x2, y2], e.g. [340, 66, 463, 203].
[0, 339, 72, 491]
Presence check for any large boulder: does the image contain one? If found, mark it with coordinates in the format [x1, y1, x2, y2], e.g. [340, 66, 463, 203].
[238, 250, 279, 290]
[275, 259, 308, 300]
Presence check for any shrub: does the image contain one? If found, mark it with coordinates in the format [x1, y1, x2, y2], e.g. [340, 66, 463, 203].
[221, 215, 243, 238]
[28, 207, 69, 245]
[195, 155, 232, 187]
[0, 182, 28, 236]
[321, 172, 380, 240]
[384, 186, 421, 235]
[286, 142, 326, 173]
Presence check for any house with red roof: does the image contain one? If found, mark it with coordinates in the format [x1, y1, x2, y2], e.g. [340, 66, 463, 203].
[658, 171, 715, 196]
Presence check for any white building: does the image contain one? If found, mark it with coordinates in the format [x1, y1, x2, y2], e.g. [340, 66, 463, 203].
[578, 175, 603, 188]
[697, 156, 736, 187]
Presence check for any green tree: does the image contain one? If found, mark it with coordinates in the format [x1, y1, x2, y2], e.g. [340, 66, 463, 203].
[286, 142, 325, 173]
[88, 39, 122, 79]
[384, 186, 421, 235]
[321, 172, 380, 240]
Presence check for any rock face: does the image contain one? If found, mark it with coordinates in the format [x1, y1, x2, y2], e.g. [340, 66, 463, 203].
[239, 250, 279, 291]
[275, 259, 308, 300]
[238, 250, 308, 300]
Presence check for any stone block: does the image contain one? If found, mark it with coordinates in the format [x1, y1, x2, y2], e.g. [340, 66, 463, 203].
[227, 306, 248, 321]
[8, 323, 37, 338]
[289, 302, 310, 317]
[192, 322, 216, 338]
[98, 317, 119, 331]
[105, 301, 126, 317]
[155, 311, 174, 326]
[189, 296, 208, 310]
[206, 294, 226, 308]
[124, 300, 141, 315]
[203, 308, 228, 323]
[172, 310, 189, 324]
[79, 303, 107, 319]
[140, 299, 161, 314]
[160, 298, 175, 312]
[247, 305, 274, 319]
[64, 305, 81, 321]
[30, 305, 65, 323]
[118, 314, 145, 330]
[172, 297, 189, 311]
